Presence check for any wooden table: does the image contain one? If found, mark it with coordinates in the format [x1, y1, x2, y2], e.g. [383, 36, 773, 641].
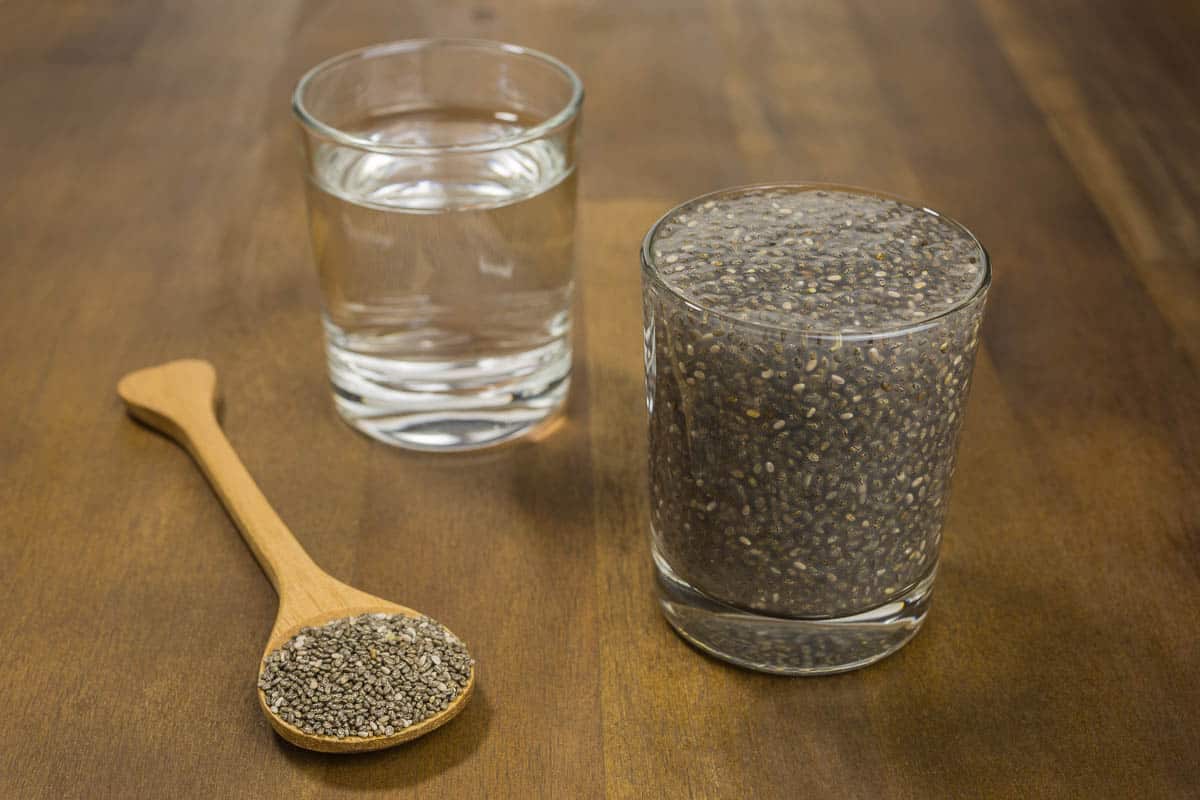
[3, 2, 1198, 797]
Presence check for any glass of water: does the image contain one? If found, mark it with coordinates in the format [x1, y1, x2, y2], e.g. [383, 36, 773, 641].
[293, 40, 582, 451]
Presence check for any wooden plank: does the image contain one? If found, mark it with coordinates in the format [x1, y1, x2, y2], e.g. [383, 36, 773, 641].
[978, 0, 1200, 362]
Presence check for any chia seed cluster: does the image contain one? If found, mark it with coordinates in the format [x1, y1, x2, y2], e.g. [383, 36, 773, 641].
[644, 187, 987, 619]
[258, 613, 473, 739]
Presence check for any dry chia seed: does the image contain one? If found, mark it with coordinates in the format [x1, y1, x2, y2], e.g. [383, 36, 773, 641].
[643, 186, 988, 620]
[257, 613, 473, 739]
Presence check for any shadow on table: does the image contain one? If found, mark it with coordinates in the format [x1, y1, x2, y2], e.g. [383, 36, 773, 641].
[743, 558, 1191, 797]
[370, 408, 595, 533]
[276, 684, 493, 790]
[650, 557, 1182, 796]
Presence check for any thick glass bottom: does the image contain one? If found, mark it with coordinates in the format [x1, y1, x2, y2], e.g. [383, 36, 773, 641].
[326, 337, 571, 452]
[654, 550, 935, 675]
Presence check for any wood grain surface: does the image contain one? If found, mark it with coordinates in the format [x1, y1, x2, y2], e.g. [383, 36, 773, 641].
[2, 1, 1197, 797]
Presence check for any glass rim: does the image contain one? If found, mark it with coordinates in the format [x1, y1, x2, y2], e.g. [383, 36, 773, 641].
[641, 182, 991, 341]
[292, 38, 584, 156]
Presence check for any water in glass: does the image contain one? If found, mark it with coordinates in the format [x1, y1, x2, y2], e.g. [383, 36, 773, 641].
[306, 108, 575, 450]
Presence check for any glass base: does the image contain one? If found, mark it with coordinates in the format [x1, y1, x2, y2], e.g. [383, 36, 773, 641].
[327, 338, 571, 452]
[654, 552, 935, 675]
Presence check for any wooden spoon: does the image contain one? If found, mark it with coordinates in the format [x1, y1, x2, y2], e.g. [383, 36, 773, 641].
[117, 359, 475, 753]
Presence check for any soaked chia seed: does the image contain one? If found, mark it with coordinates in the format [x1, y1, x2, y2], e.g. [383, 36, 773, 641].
[643, 186, 988, 620]
[258, 613, 473, 739]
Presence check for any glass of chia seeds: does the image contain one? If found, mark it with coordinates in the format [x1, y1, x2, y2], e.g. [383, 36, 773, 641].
[641, 184, 989, 675]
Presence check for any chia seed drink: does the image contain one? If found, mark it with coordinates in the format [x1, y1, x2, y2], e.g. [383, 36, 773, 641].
[641, 185, 989, 674]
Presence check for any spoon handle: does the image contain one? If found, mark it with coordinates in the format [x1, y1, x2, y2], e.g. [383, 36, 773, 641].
[117, 359, 325, 595]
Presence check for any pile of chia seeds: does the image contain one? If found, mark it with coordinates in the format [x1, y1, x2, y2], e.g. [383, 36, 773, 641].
[258, 613, 473, 739]
[644, 186, 987, 619]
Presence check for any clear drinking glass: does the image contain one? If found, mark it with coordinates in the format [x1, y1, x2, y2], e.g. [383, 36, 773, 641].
[293, 40, 583, 451]
[642, 184, 989, 674]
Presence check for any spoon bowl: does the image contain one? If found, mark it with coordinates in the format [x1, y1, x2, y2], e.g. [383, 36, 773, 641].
[258, 590, 475, 753]
[118, 359, 474, 753]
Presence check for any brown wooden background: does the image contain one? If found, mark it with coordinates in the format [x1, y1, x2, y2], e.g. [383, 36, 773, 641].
[2, 1, 1198, 797]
